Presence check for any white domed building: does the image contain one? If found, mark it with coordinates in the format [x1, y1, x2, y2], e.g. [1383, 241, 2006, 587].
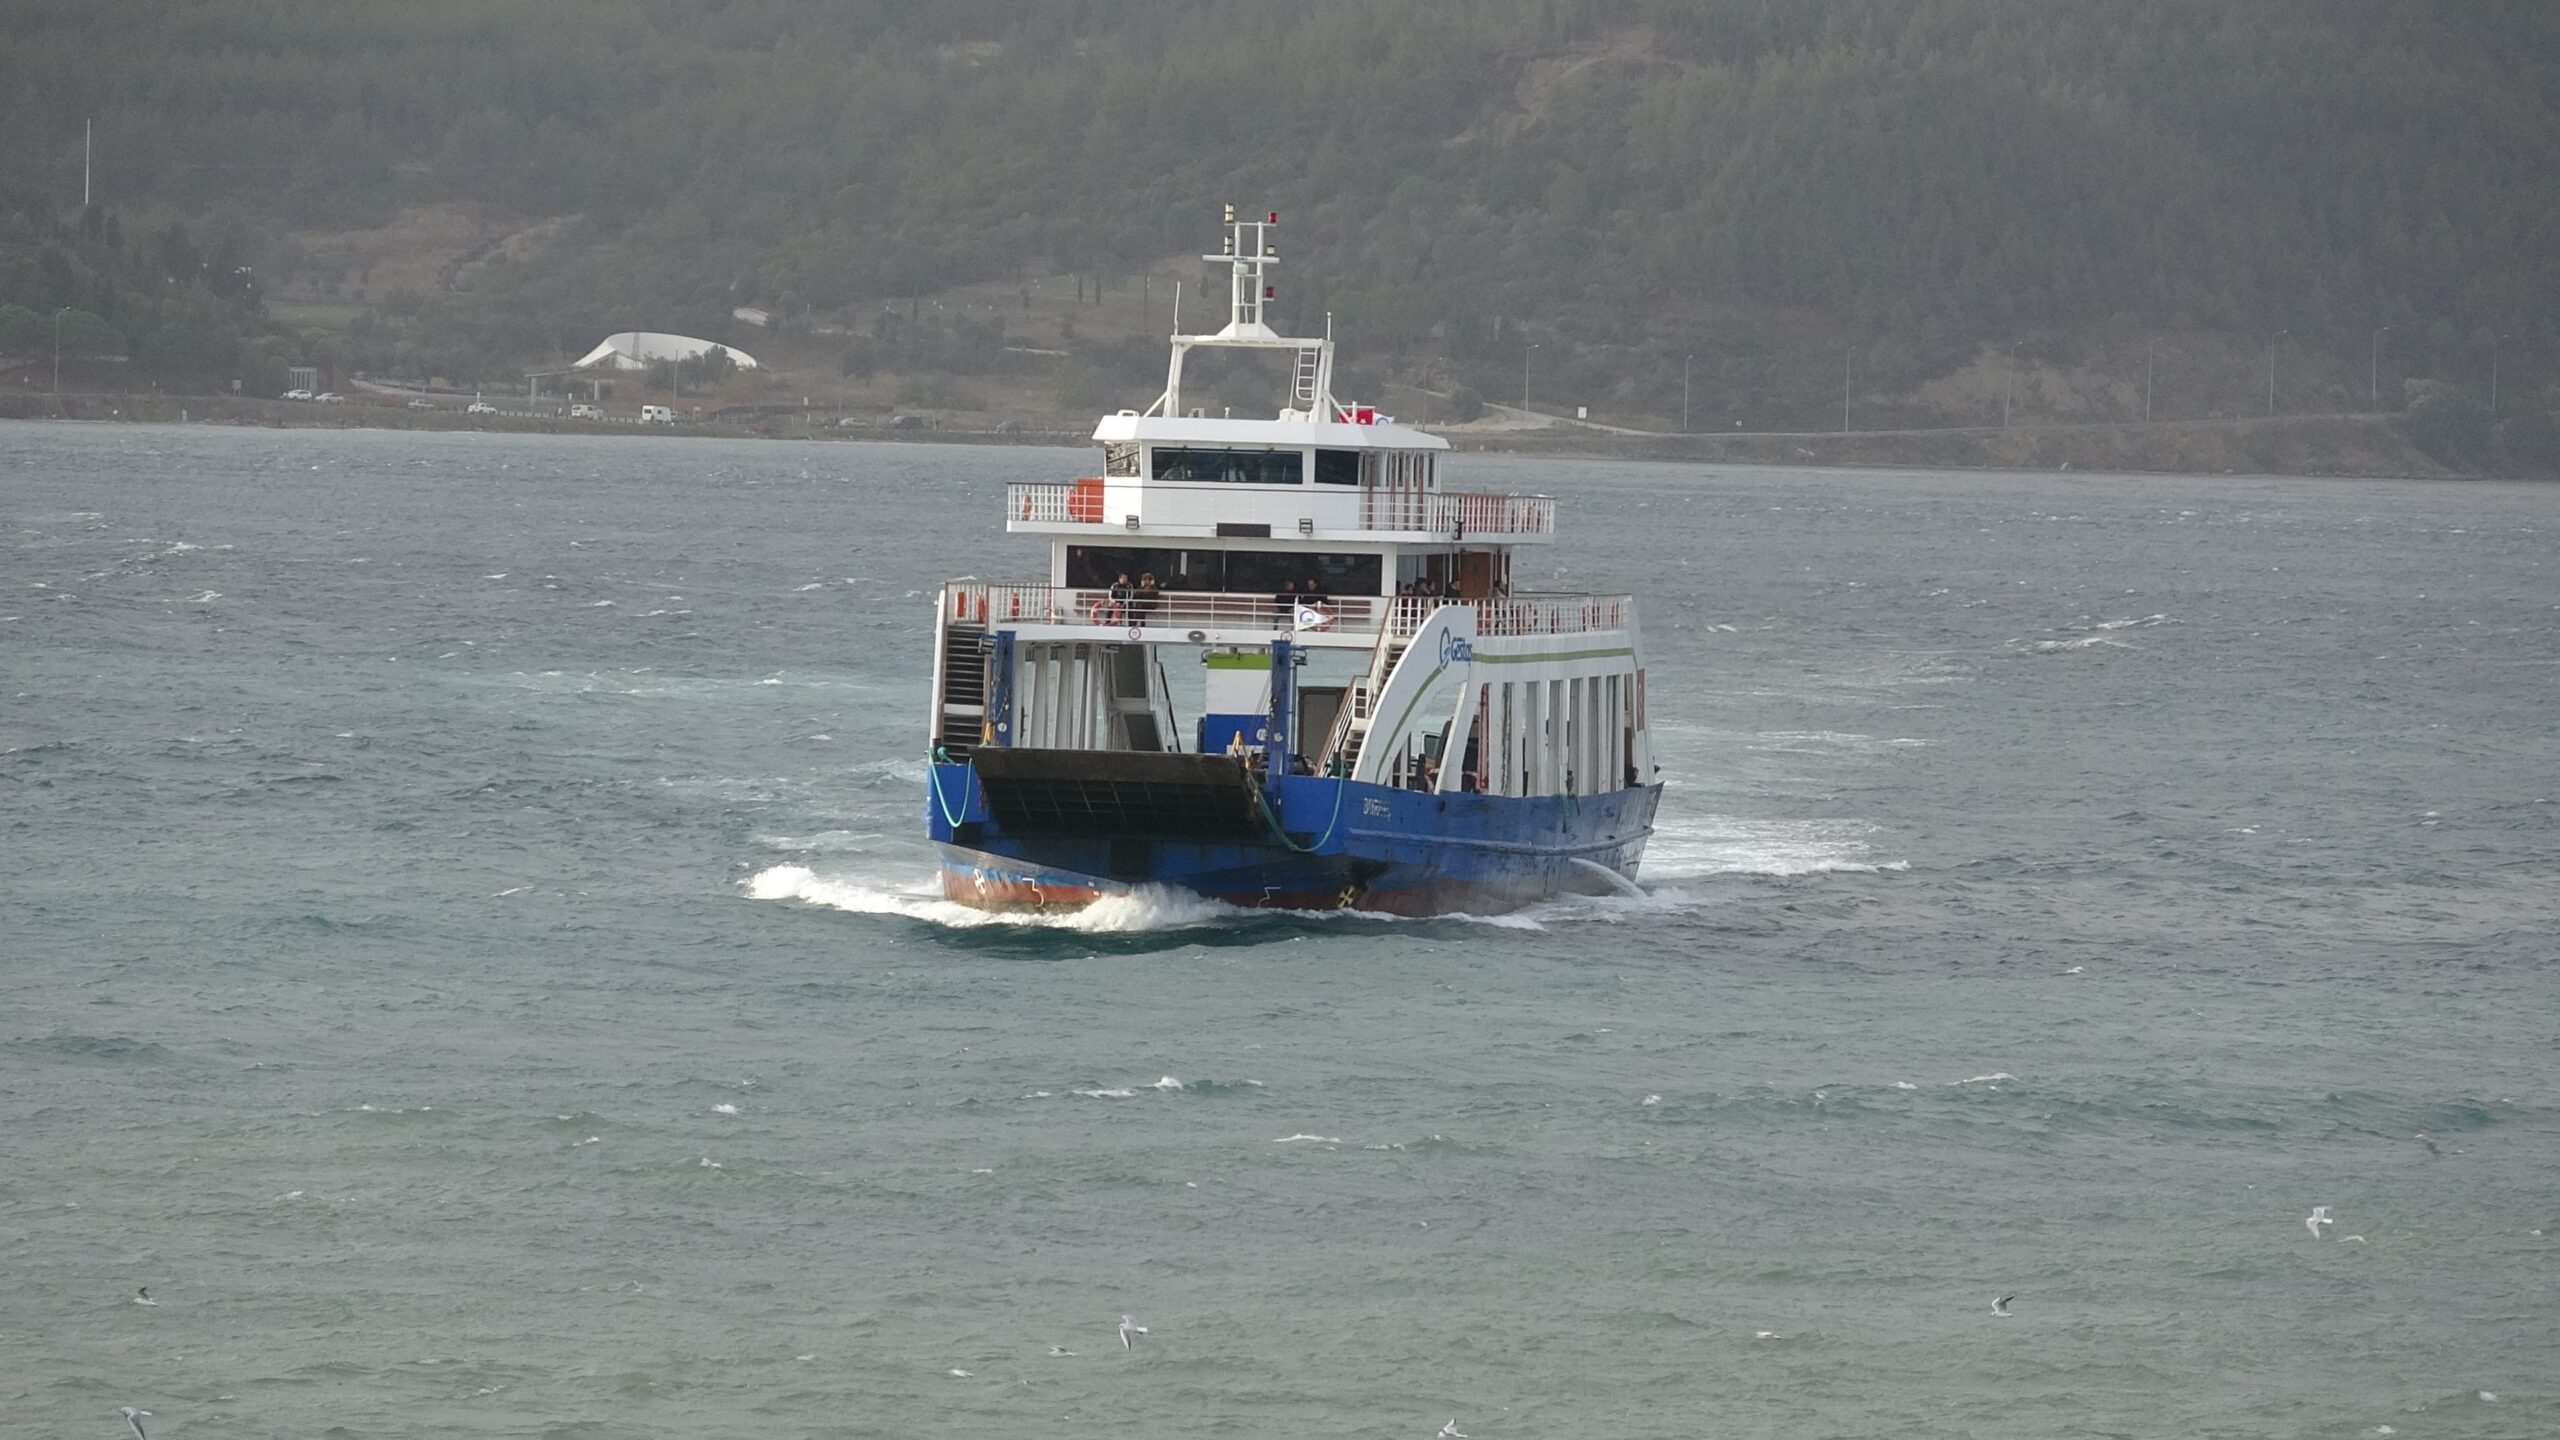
[571, 332, 759, 371]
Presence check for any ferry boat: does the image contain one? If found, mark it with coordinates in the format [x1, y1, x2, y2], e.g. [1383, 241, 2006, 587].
[924, 208, 1659, 915]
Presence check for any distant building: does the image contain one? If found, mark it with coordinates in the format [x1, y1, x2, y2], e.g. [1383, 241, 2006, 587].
[731, 306, 771, 328]
[287, 365, 318, 393]
[571, 332, 760, 372]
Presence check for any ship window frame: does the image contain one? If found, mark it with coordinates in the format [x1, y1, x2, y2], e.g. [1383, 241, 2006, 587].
[1102, 442, 1142, 478]
[1314, 449, 1362, 486]
[1152, 446, 1306, 486]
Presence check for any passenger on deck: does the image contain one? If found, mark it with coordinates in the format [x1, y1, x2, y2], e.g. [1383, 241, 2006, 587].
[1273, 579, 1296, 624]
[1135, 572, 1162, 622]
[1103, 571, 1133, 625]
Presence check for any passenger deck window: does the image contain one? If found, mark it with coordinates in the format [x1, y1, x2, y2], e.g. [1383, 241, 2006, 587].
[1314, 449, 1361, 486]
[1153, 447, 1305, 485]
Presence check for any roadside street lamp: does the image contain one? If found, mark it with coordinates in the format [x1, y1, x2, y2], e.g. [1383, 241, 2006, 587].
[2491, 331, 2505, 414]
[2369, 326, 2390, 411]
[2001, 343, 2018, 429]
[1681, 352, 1692, 434]
[1524, 343, 1538, 411]
[2145, 336, 2157, 422]
[2267, 330, 2288, 417]
[1842, 346, 1854, 433]
[53, 306, 70, 394]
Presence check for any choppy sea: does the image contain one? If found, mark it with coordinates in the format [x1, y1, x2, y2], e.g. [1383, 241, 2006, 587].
[3, 421, 2555, 1439]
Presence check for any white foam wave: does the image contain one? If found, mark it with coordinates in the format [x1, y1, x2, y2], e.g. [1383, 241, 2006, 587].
[753, 830, 879, 854]
[1072, 1087, 1138, 1099]
[744, 865, 1293, 934]
[1954, 1072, 2016, 1085]
[1272, 1134, 1342, 1144]
[1640, 814, 1903, 880]
[1749, 730, 1932, 755]
[2026, 635, 2131, 652]
[746, 860, 1739, 934]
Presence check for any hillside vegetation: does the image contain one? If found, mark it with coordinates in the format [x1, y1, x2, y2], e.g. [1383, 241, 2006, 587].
[3, 1, 2554, 469]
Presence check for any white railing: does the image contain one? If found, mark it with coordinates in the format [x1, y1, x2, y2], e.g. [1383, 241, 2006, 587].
[948, 583, 1383, 635]
[1432, 491, 1558, 536]
[1007, 480, 1106, 524]
[1476, 592, 1633, 636]
[1006, 480, 1555, 536]
[944, 584, 1631, 639]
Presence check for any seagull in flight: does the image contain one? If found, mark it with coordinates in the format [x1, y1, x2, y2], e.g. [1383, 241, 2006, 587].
[117, 1408, 151, 1440]
[132, 1287, 158, 1306]
[1046, 1346, 1077, 1358]
[1440, 1422, 1468, 1439]
[2306, 1205, 2336, 1238]
[1118, 1314, 1148, 1349]
[1990, 1294, 2015, 1317]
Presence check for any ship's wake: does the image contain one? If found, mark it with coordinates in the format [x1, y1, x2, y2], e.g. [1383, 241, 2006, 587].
[744, 864, 1242, 932]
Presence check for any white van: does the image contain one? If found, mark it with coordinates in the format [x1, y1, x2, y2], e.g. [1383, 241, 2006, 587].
[639, 404, 675, 424]
[569, 403, 603, 420]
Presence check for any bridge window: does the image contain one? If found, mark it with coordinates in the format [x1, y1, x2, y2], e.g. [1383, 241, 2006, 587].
[1103, 442, 1141, 477]
[1314, 449, 1361, 486]
[1153, 447, 1305, 485]
[1066, 546, 1381, 594]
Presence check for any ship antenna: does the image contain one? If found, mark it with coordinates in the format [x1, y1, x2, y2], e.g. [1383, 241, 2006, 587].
[1207, 203, 1279, 340]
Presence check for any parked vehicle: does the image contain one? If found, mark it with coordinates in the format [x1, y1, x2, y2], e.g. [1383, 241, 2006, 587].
[314, 392, 344, 404]
[639, 404, 675, 424]
[570, 403, 604, 420]
[282, 389, 313, 401]
[466, 401, 498, 415]
[407, 398, 434, 410]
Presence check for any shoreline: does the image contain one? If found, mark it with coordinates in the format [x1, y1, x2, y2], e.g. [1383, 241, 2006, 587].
[0, 390, 2492, 481]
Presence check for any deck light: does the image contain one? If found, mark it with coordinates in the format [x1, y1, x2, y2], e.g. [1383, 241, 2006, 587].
[1267, 212, 1279, 224]
[1298, 517, 1314, 535]
[1124, 515, 1141, 530]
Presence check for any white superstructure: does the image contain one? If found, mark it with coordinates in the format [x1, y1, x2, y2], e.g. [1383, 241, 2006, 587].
[933, 207, 1649, 800]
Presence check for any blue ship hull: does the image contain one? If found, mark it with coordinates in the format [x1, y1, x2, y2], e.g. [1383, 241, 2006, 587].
[925, 755, 1659, 915]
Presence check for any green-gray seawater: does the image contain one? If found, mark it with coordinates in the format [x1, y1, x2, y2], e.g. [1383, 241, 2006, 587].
[5, 422, 2555, 1438]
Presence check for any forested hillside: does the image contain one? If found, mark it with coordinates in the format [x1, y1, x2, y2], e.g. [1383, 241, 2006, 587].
[4, 0, 2554, 463]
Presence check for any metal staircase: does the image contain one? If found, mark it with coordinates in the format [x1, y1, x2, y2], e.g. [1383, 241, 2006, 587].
[1105, 644, 1164, 752]
[1292, 346, 1323, 411]
[1317, 624, 1412, 777]
[935, 623, 988, 759]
